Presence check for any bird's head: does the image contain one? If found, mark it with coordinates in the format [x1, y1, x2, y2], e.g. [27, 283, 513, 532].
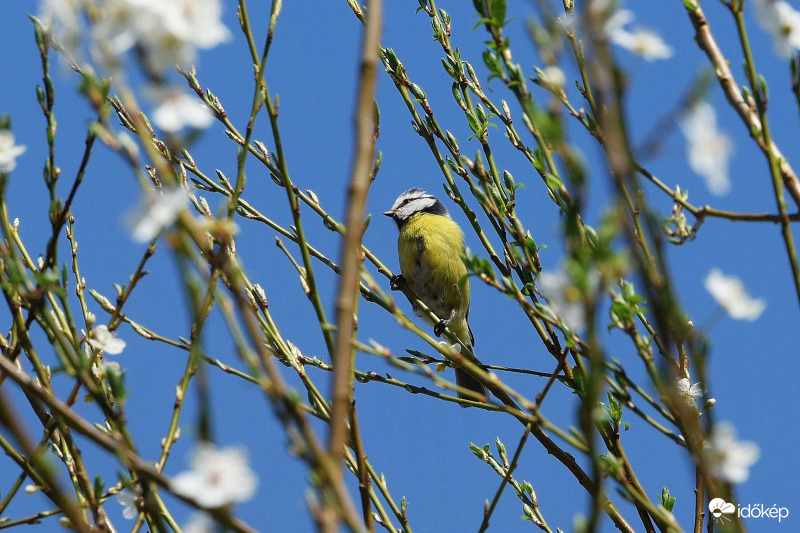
[383, 188, 450, 228]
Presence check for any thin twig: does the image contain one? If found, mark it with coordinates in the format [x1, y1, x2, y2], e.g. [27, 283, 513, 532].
[329, 1, 382, 530]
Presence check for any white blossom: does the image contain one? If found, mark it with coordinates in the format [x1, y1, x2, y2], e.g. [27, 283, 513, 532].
[117, 132, 140, 161]
[38, 0, 84, 57]
[704, 268, 766, 321]
[92, 360, 122, 381]
[116, 489, 137, 520]
[434, 341, 462, 373]
[754, 0, 800, 58]
[680, 103, 733, 196]
[43, 0, 230, 75]
[151, 90, 214, 132]
[171, 443, 257, 508]
[705, 422, 760, 483]
[604, 10, 673, 61]
[613, 28, 673, 61]
[538, 270, 587, 332]
[158, 0, 231, 50]
[676, 378, 704, 407]
[130, 0, 230, 74]
[182, 512, 215, 533]
[87, 325, 126, 355]
[88, 0, 149, 69]
[602, 8, 635, 38]
[438, 341, 462, 353]
[540, 65, 566, 90]
[127, 188, 190, 243]
[0, 131, 27, 173]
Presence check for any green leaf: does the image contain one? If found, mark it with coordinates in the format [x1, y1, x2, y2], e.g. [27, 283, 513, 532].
[106, 365, 127, 403]
[569, 365, 586, 397]
[758, 74, 769, 104]
[33, 268, 59, 288]
[94, 476, 105, 500]
[522, 503, 535, 519]
[471, 17, 492, 31]
[475, 103, 488, 125]
[610, 298, 632, 323]
[446, 156, 459, 174]
[465, 111, 481, 136]
[532, 108, 563, 144]
[89, 289, 115, 312]
[657, 486, 676, 512]
[490, 0, 507, 27]
[470, 442, 489, 461]
[488, 184, 505, 215]
[501, 276, 516, 294]
[598, 453, 623, 476]
[521, 481, 533, 495]
[482, 50, 503, 80]
[506, 62, 524, 86]
[603, 390, 623, 424]
[383, 48, 399, 73]
[451, 82, 465, 107]
[544, 173, 563, 192]
[502, 170, 515, 192]
[525, 234, 537, 256]
[522, 282, 535, 296]
[441, 58, 457, 79]
[495, 437, 506, 458]
[431, 16, 444, 40]
[445, 130, 460, 153]
[409, 83, 426, 101]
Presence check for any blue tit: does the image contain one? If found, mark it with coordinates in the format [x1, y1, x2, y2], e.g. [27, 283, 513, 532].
[384, 188, 486, 400]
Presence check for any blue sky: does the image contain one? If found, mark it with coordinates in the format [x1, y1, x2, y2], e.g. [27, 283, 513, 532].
[0, 1, 798, 532]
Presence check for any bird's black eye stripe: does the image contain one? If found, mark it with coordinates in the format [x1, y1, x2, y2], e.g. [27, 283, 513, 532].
[399, 194, 434, 208]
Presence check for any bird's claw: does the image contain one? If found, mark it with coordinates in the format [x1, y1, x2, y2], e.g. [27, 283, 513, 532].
[434, 319, 449, 337]
[390, 274, 404, 291]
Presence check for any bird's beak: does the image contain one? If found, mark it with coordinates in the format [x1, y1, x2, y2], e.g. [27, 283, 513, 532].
[382, 210, 394, 218]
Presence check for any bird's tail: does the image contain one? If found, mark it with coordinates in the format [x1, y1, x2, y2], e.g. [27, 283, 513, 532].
[455, 368, 486, 400]
[454, 320, 486, 400]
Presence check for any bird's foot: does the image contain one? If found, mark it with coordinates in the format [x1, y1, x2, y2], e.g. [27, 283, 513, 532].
[390, 274, 404, 291]
[434, 319, 450, 337]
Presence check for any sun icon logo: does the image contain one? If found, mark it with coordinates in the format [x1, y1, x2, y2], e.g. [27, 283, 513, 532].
[708, 498, 736, 523]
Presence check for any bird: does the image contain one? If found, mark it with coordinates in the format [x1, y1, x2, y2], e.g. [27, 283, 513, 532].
[383, 188, 486, 400]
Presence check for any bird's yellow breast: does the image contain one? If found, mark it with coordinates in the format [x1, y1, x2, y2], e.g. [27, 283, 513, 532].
[397, 212, 470, 331]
